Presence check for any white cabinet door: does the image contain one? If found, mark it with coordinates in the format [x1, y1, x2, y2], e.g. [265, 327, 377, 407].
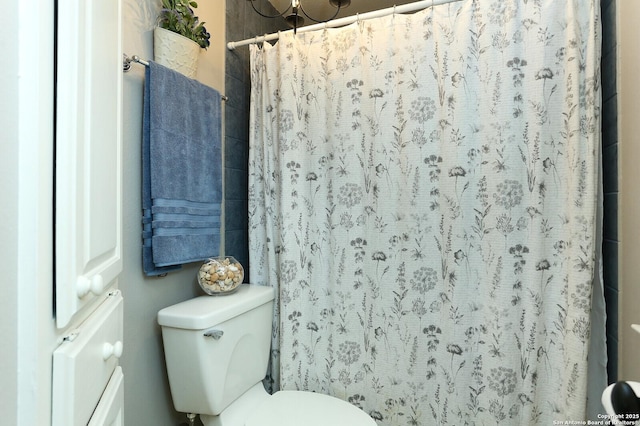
[52, 291, 124, 426]
[55, 0, 123, 328]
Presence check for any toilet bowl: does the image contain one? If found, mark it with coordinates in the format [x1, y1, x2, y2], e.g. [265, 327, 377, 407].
[158, 284, 375, 426]
[202, 382, 374, 426]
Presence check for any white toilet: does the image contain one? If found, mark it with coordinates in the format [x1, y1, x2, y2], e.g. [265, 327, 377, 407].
[158, 284, 376, 426]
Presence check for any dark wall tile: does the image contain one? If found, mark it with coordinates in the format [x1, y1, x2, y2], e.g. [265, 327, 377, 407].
[226, 48, 247, 84]
[607, 334, 618, 383]
[225, 167, 249, 200]
[602, 50, 617, 103]
[605, 286, 619, 336]
[603, 143, 618, 193]
[601, 0, 618, 385]
[225, 104, 250, 141]
[603, 94, 618, 148]
[225, 0, 244, 34]
[225, 199, 249, 231]
[603, 240, 619, 291]
[603, 192, 618, 241]
[602, 0, 617, 56]
[226, 135, 250, 171]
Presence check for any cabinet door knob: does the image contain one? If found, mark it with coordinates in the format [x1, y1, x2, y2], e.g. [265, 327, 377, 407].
[102, 340, 123, 360]
[77, 274, 105, 298]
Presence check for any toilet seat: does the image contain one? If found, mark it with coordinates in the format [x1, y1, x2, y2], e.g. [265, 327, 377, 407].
[245, 391, 375, 426]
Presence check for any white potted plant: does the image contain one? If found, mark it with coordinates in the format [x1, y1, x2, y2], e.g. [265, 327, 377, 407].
[154, 0, 211, 78]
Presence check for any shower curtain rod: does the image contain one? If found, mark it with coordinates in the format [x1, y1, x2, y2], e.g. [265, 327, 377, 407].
[227, 0, 463, 50]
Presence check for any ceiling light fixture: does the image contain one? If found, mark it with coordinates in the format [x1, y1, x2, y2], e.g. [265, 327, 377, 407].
[249, 0, 351, 33]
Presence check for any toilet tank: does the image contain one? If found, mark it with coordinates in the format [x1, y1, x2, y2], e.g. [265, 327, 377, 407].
[157, 284, 275, 416]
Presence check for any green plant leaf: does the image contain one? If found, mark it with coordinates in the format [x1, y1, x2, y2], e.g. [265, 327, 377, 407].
[157, 0, 210, 49]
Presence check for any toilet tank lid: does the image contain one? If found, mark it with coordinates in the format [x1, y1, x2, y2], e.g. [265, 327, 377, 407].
[157, 284, 275, 330]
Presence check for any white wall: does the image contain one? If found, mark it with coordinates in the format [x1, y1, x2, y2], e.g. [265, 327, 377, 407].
[618, 2, 640, 380]
[119, 1, 225, 424]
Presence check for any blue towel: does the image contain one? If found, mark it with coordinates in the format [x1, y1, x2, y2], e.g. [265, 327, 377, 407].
[142, 61, 222, 276]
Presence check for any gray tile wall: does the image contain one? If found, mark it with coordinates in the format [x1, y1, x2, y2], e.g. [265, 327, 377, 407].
[224, 1, 287, 280]
[601, 0, 618, 383]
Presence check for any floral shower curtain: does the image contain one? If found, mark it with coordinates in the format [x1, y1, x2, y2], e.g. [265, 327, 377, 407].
[248, 0, 601, 424]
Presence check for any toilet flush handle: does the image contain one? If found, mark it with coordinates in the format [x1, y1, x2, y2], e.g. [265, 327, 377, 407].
[203, 329, 224, 340]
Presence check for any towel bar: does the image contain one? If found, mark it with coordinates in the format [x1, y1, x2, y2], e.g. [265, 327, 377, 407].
[123, 54, 229, 102]
[122, 54, 149, 71]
